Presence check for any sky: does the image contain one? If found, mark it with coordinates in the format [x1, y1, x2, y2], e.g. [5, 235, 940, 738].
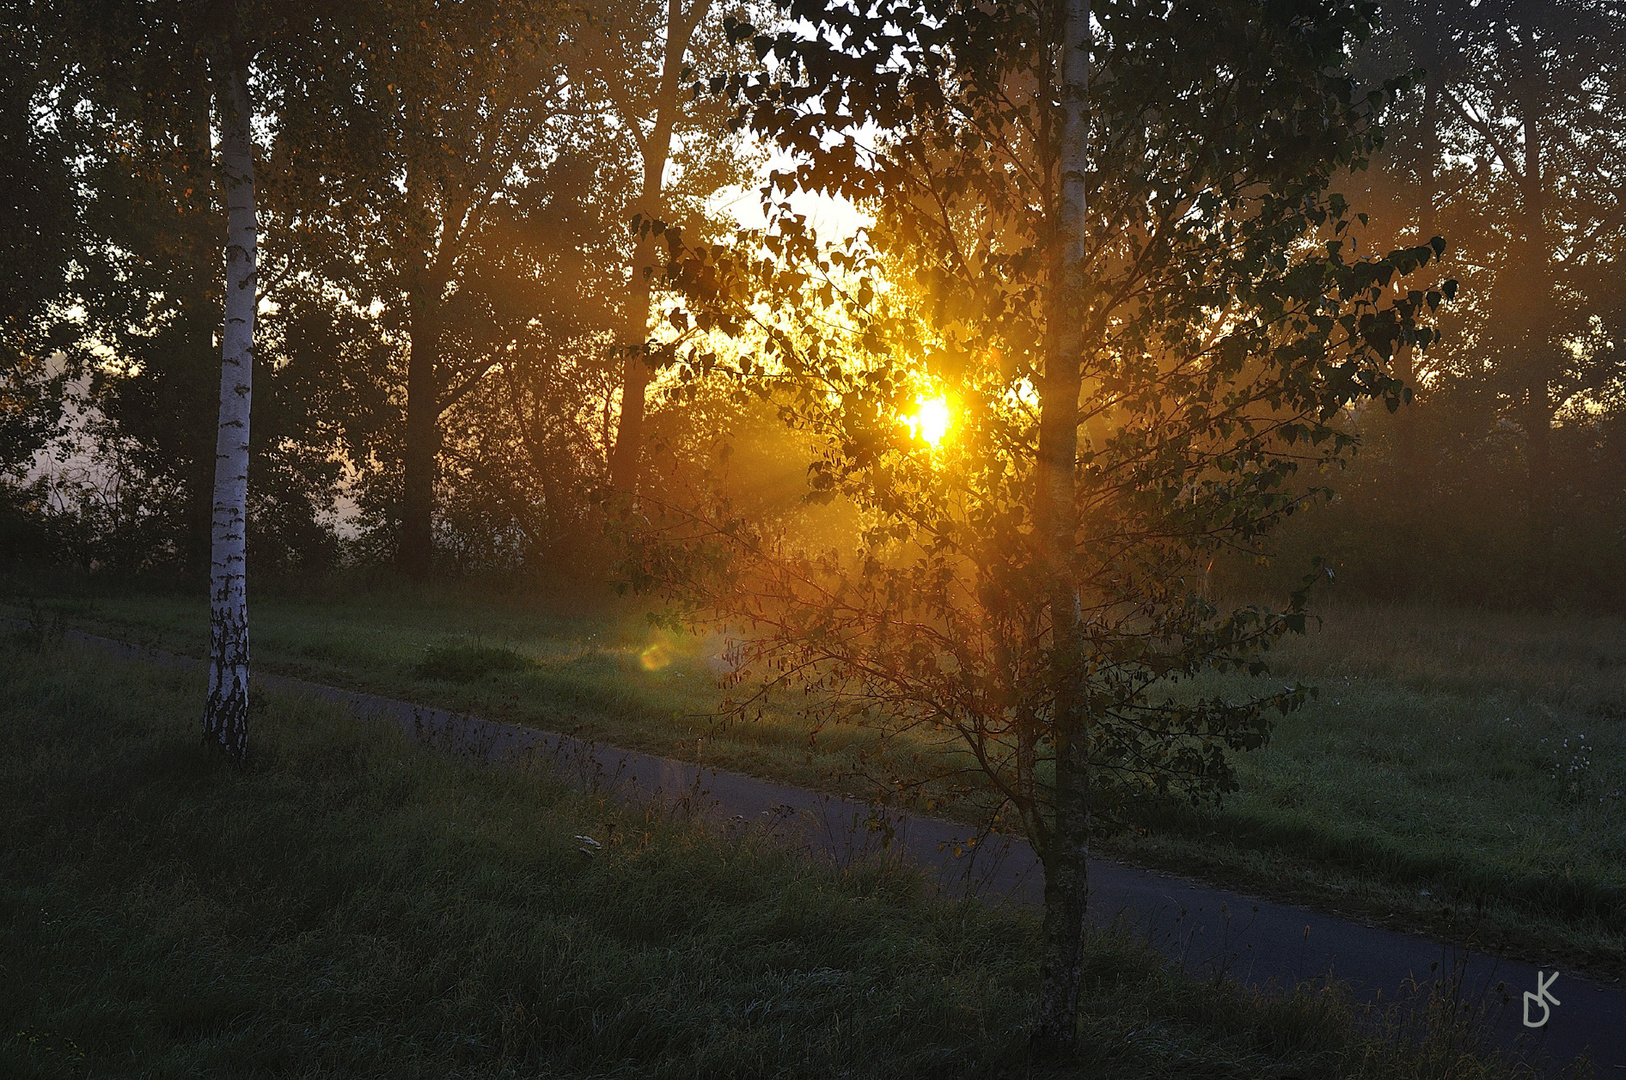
[711, 137, 873, 241]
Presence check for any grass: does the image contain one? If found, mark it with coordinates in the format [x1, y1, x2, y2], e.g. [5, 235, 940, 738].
[4, 572, 1624, 979]
[0, 635, 1542, 1079]
[0, 576, 893, 791]
[1108, 605, 1626, 978]
[414, 642, 536, 682]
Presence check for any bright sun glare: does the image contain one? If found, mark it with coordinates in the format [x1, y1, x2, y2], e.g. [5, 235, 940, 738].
[910, 397, 951, 446]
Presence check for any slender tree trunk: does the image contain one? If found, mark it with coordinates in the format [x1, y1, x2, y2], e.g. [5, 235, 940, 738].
[608, 0, 713, 493]
[1509, 33, 1554, 602]
[203, 27, 254, 765]
[188, 70, 220, 574]
[1032, 0, 1090, 1053]
[609, 228, 656, 491]
[1394, 72, 1440, 498]
[400, 274, 440, 580]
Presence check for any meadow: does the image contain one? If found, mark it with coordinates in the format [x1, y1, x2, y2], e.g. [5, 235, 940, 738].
[6, 575, 1624, 979]
[0, 633, 1543, 1079]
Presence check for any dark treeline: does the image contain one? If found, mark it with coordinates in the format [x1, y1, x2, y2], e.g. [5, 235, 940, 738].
[1233, 1, 1626, 609]
[2, 0, 1623, 609]
[1, 0, 752, 582]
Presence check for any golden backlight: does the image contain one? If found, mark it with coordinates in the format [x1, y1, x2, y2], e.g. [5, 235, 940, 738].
[909, 396, 951, 446]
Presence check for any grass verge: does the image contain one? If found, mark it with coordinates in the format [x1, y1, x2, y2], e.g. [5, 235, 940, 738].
[4, 573, 1623, 979]
[0, 635, 1554, 1078]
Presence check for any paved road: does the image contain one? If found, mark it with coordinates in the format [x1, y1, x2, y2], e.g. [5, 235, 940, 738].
[61, 629, 1626, 1074]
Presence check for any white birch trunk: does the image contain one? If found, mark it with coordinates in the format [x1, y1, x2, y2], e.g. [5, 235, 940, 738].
[1033, 0, 1091, 1052]
[1058, 0, 1091, 264]
[204, 45, 255, 765]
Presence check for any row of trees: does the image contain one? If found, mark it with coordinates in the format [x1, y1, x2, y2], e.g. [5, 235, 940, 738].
[3, 0, 1623, 608]
[1260, 0, 1626, 606]
[1, 0, 752, 582]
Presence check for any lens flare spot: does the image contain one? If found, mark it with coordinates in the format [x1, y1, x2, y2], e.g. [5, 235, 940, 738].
[639, 642, 672, 671]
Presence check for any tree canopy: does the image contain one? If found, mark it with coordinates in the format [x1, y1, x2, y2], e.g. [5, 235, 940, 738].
[0, 0, 1619, 603]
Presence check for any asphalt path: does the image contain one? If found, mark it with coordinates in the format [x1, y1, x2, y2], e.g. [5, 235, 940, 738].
[45, 628, 1626, 1073]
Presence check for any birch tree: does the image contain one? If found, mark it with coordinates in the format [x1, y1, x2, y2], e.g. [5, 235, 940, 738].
[633, 0, 1448, 1049]
[1032, 0, 1089, 1046]
[202, 2, 255, 763]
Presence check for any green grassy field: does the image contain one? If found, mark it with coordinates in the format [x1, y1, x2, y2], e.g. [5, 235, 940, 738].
[0, 635, 1538, 1079]
[1125, 606, 1626, 977]
[6, 575, 1624, 980]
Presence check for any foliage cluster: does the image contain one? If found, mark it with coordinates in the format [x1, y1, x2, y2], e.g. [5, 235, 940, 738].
[0, 0, 756, 580]
[1234, 0, 1626, 608]
[622, 1, 1448, 886]
[0, 0, 1621, 610]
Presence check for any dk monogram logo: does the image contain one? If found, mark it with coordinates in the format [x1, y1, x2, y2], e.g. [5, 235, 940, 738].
[1523, 971, 1560, 1029]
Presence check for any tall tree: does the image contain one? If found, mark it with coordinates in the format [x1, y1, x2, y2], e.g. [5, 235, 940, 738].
[410, 151, 634, 572]
[1455, 3, 1626, 595]
[64, 0, 227, 570]
[637, 0, 1444, 1048]
[1363, 1, 1457, 497]
[271, 0, 584, 579]
[202, 0, 256, 764]
[0, 5, 75, 494]
[1033, 0, 1090, 1046]
[582, 0, 756, 493]
[1363, 1, 1626, 600]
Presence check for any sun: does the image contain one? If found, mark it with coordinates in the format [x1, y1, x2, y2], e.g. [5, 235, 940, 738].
[909, 396, 951, 446]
